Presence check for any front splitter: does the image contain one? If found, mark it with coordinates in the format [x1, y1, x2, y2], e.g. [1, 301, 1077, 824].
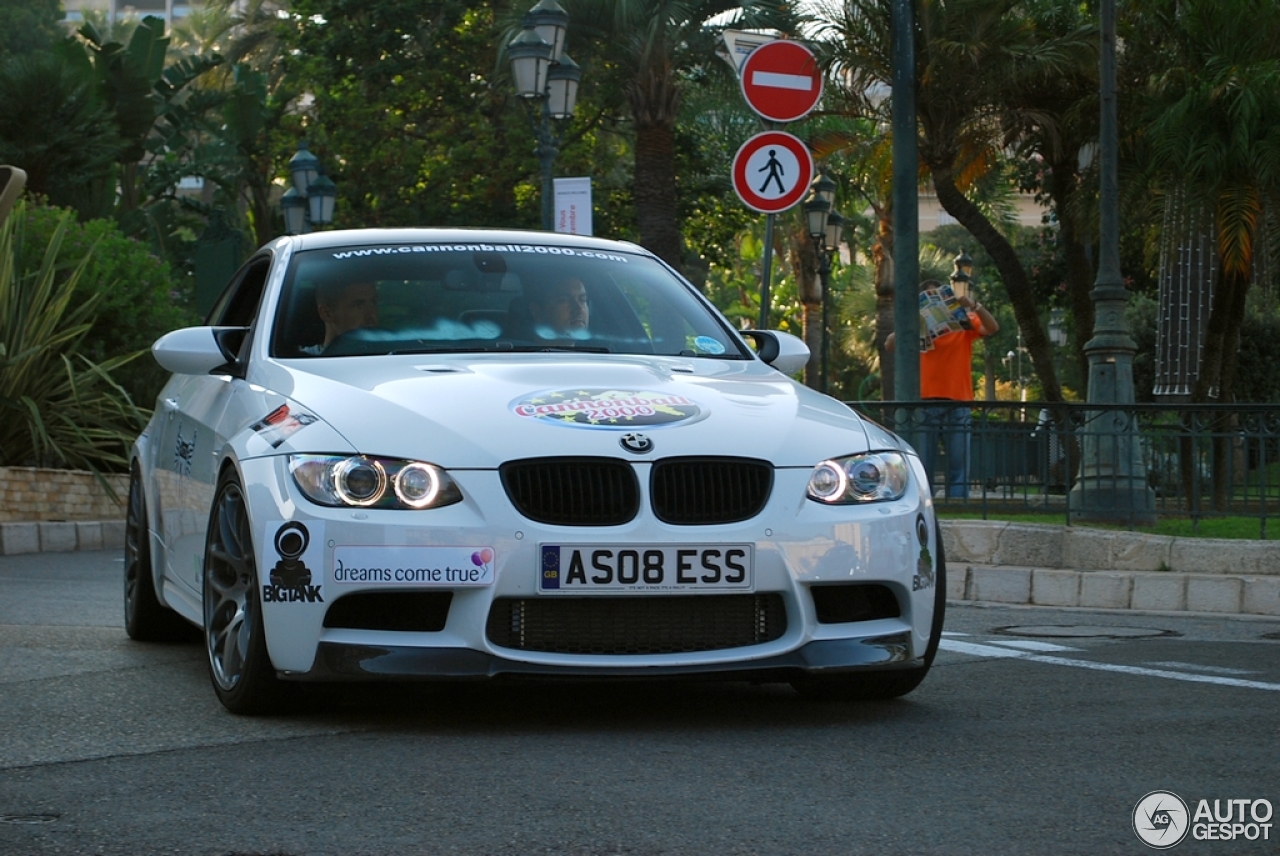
[291, 633, 919, 682]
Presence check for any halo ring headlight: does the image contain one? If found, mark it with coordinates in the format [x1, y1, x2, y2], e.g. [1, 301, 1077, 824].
[394, 462, 441, 508]
[334, 457, 387, 506]
[808, 460, 848, 502]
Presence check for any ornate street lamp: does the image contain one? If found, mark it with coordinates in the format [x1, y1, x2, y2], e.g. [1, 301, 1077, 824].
[804, 175, 841, 394]
[281, 141, 337, 235]
[508, 0, 580, 231]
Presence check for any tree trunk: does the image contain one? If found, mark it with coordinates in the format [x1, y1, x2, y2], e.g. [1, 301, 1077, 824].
[873, 210, 895, 400]
[793, 233, 822, 388]
[1047, 165, 1095, 395]
[628, 65, 683, 273]
[931, 164, 1063, 403]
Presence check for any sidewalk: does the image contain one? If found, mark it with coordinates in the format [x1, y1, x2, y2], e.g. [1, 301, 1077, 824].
[3, 517, 1278, 618]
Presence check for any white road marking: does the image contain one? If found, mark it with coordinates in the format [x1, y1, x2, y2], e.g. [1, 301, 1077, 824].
[939, 639, 1280, 692]
[985, 639, 1081, 653]
[1143, 660, 1260, 677]
[751, 71, 815, 91]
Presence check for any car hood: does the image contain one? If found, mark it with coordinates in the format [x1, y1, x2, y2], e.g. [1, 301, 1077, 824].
[252, 355, 886, 468]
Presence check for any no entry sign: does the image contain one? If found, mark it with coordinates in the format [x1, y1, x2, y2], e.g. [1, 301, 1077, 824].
[739, 40, 823, 123]
[731, 131, 813, 214]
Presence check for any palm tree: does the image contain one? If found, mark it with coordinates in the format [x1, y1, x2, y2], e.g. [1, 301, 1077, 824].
[1133, 0, 1280, 405]
[560, 0, 799, 272]
[1129, 0, 1280, 508]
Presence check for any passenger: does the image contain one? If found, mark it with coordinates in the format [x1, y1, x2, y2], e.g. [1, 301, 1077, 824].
[305, 281, 379, 354]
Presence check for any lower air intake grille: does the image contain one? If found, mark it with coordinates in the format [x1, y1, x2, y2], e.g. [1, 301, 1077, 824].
[323, 592, 453, 632]
[810, 584, 901, 624]
[500, 457, 639, 526]
[650, 457, 773, 525]
[486, 594, 786, 655]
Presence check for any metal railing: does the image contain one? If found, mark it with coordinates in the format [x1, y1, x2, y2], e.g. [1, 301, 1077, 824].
[851, 400, 1280, 536]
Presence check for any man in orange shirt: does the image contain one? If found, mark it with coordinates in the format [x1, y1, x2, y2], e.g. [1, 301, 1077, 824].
[887, 280, 1000, 498]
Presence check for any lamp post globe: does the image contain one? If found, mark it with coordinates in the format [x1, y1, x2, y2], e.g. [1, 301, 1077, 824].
[522, 0, 568, 61]
[288, 141, 320, 196]
[546, 53, 581, 119]
[508, 28, 553, 98]
[281, 142, 338, 236]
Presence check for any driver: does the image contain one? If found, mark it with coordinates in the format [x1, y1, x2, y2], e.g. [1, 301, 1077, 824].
[315, 280, 379, 349]
[527, 277, 589, 335]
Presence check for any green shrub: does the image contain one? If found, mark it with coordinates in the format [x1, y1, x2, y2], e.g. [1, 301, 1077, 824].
[0, 201, 147, 473]
[17, 201, 196, 407]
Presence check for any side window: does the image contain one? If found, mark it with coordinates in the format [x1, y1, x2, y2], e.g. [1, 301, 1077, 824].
[206, 256, 272, 327]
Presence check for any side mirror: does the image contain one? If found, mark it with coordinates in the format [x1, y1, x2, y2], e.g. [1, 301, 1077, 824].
[0, 165, 28, 226]
[741, 329, 811, 376]
[152, 327, 248, 375]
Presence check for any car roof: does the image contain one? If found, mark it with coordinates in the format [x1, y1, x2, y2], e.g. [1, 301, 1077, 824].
[281, 228, 654, 257]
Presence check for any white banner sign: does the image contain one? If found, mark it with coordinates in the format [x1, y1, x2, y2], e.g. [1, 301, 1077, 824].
[553, 177, 593, 236]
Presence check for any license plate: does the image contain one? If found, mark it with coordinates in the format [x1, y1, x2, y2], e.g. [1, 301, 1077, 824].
[538, 544, 753, 594]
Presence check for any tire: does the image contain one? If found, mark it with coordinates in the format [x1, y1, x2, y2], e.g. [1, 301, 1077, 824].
[792, 523, 947, 701]
[203, 470, 293, 715]
[124, 462, 192, 642]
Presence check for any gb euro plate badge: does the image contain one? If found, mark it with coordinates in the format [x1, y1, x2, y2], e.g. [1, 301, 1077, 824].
[539, 544, 753, 594]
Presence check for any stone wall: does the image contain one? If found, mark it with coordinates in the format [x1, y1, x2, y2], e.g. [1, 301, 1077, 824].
[0, 466, 128, 522]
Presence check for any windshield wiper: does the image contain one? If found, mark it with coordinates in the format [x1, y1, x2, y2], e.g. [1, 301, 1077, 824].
[503, 345, 611, 353]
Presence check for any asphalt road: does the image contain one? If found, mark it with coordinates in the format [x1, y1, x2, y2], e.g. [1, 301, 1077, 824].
[2, 550, 1278, 856]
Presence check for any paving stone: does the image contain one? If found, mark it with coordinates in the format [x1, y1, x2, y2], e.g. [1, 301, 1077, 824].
[1130, 572, 1187, 612]
[991, 525, 1064, 569]
[101, 521, 126, 550]
[1108, 532, 1173, 573]
[75, 522, 103, 552]
[1031, 569, 1080, 607]
[969, 566, 1031, 604]
[37, 522, 78, 552]
[1079, 571, 1132, 609]
[945, 564, 969, 601]
[1186, 575, 1243, 613]
[0, 522, 39, 555]
[1241, 577, 1280, 617]
[1061, 529, 1114, 573]
[940, 520, 1006, 564]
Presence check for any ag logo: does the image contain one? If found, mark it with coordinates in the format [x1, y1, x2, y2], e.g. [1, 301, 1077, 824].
[1133, 790, 1190, 849]
[620, 433, 653, 454]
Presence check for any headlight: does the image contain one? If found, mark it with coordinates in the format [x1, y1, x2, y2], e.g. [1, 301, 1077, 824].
[289, 455, 462, 510]
[806, 452, 910, 503]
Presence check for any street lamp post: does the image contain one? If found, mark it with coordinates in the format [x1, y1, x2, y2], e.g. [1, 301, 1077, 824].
[1067, 0, 1156, 524]
[804, 174, 841, 393]
[281, 141, 337, 235]
[508, 0, 581, 232]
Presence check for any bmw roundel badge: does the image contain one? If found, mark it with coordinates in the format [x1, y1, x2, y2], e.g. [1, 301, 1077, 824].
[620, 433, 654, 454]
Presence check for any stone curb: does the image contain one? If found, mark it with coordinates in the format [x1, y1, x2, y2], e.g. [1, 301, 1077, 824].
[946, 564, 1280, 618]
[0, 520, 125, 555]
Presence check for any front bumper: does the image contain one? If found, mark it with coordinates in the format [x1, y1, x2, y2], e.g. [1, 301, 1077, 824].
[239, 455, 939, 680]
[297, 632, 919, 681]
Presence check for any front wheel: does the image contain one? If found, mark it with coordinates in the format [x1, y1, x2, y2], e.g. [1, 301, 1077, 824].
[203, 470, 293, 715]
[792, 524, 947, 701]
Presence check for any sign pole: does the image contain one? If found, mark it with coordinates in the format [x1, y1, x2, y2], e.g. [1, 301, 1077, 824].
[759, 213, 776, 329]
[732, 39, 823, 333]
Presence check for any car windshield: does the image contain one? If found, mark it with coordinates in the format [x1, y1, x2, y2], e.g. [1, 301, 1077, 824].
[270, 241, 752, 360]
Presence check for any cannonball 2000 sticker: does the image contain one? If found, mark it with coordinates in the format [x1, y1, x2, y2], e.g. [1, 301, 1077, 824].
[511, 389, 703, 428]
